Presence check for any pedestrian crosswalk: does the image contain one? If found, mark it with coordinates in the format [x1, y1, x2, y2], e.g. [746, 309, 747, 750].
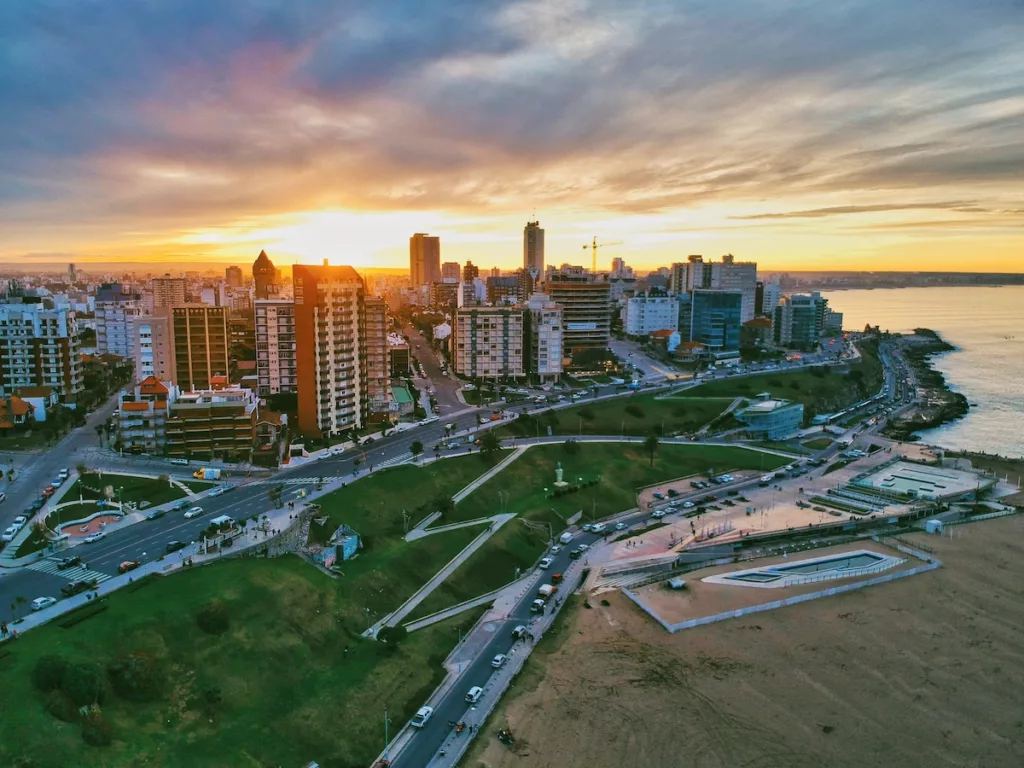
[26, 559, 113, 584]
[253, 453, 415, 486]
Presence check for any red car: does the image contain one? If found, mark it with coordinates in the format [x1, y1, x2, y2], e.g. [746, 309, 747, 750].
[41, 486, 55, 498]
[551, 572, 563, 584]
[117, 560, 141, 574]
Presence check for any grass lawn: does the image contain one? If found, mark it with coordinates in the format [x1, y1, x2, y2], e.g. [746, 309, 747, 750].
[0, 429, 54, 452]
[407, 442, 787, 618]
[679, 340, 883, 422]
[0, 557, 482, 767]
[748, 440, 810, 455]
[72, 472, 188, 507]
[497, 393, 734, 439]
[802, 437, 835, 450]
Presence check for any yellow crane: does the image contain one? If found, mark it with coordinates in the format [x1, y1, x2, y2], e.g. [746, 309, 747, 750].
[582, 237, 623, 274]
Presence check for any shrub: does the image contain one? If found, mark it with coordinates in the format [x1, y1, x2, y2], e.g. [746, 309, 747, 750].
[43, 689, 80, 723]
[377, 625, 408, 645]
[63, 661, 105, 707]
[196, 600, 230, 635]
[107, 652, 165, 702]
[624, 404, 645, 418]
[32, 653, 68, 692]
[81, 713, 114, 747]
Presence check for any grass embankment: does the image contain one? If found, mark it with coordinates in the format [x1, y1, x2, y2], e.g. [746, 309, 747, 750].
[0, 558, 481, 767]
[405, 442, 787, 620]
[802, 437, 834, 451]
[498, 393, 733, 439]
[69, 472, 188, 507]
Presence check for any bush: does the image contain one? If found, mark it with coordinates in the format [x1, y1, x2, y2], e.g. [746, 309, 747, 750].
[107, 652, 165, 702]
[196, 600, 230, 635]
[81, 713, 114, 747]
[63, 661, 105, 707]
[32, 653, 68, 692]
[377, 625, 408, 645]
[624, 404, 645, 418]
[43, 689, 80, 723]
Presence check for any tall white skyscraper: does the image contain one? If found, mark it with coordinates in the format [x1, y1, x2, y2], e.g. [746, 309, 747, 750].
[524, 221, 545, 277]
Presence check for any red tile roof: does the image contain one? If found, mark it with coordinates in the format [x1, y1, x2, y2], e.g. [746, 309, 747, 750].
[138, 376, 169, 396]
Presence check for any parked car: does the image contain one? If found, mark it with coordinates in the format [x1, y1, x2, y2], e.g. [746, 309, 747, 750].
[12, 515, 27, 529]
[682, 501, 695, 509]
[1, 526, 17, 542]
[465, 686, 484, 703]
[51, 476, 64, 487]
[84, 531, 106, 543]
[58, 468, 70, 480]
[173, 500, 191, 511]
[538, 557, 553, 570]
[117, 560, 141, 574]
[590, 522, 607, 534]
[61, 580, 96, 597]
[207, 487, 226, 497]
[411, 706, 433, 728]
[56, 556, 82, 570]
[667, 489, 679, 497]
[31, 596, 57, 611]
[41, 486, 55, 498]
[582, 523, 593, 532]
[184, 506, 203, 519]
[549, 545, 561, 554]
[147, 508, 167, 520]
[510, 626, 526, 640]
[651, 510, 666, 519]
[165, 541, 187, 554]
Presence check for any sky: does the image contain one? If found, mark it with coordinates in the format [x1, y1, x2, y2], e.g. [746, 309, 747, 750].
[1, 0, 1023, 273]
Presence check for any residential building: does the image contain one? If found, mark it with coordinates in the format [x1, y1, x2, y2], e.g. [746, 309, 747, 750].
[170, 306, 230, 391]
[254, 299, 297, 396]
[165, 387, 258, 460]
[462, 261, 480, 282]
[95, 283, 142, 358]
[134, 311, 172, 382]
[689, 290, 743, 356]
[669, 255, 709, 293]
[823, 309, 844, 335]
[524, 221, 544, 277]
[253, 250, 277, 300]
[441, 261, 461, 281]
[526, 293, 563, 382]
[0, 301, 82, 403]
[773, 292, 828, 350]
[293, 263, 368, 437]
[151, 275, 187, 309]
[452, 306, 525, 380]
[648, 329, 681, 354]
[710, 254, 758, 322]
[741, 316, 774, 350]
[734, 395, 804, 439]
[430, 281, 460, 310]
[761, 279, 782, 317]
[516, 268, 536, 303]
[486, 276, 520, 304]
[117, 376, 178, 453]
[490, 267, 501, 278]
[410, 233, 441, 288]
[225, 266, 243, 287]
[0, 396, 33, 433]
[544, 267, 611, 353]
[624, 292, 677, 338]
[364, 297, 392, 417]
[388, 333, 411, 377]
[13, 386, 58, 423]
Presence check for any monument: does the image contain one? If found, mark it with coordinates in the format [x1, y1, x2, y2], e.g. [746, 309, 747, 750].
[553, 461, 569, 489]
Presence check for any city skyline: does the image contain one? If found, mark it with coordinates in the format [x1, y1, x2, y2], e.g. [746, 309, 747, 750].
[2, 2, 1023, 272]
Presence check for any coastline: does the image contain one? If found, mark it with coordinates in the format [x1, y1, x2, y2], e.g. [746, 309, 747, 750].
[883, 328, 970, 442]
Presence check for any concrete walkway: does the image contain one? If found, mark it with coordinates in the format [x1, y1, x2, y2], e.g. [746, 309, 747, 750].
[406, 515, 496, 542]
[452, 446, 527, 503]
[366, 512, 517, 636]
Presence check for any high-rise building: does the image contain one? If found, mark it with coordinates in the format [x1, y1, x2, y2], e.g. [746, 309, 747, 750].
[486, 276, 520, 304]
[68, 263, 76, 283]
[165, 387, 258, 461]
[490, 267, 501, 278]
[774, 293, 828, 350]
[117, 376, 177, 454]
[524, 221, 545, 277]
[225, 266, 243, 287]
[441, 261, 461, 281]
[95, 283, 142, 358]
[544, 267, 611, 353]
[254, 299, 297, 396]
[462, 261, 479, 282]
[364, 298, 392, 416]
[526, 293, 563, 382]
[516, 268, 536, 303]
[710, 255, 758, 322]
[294, 263, 368, 437]
[452, 306, 525, 379]
[430, 282, 460, 310]
[151, 275, 187, 308]
[170, 306, 230, 391]
[689, 290, 743, 355]
[761, 280, 782, 317]
[410, 234, 441, 288]
[253, 250, 277, 300]
[0, 301, 83, 403]
[134, 311, 172, 382]
[624, 292, 677, 338]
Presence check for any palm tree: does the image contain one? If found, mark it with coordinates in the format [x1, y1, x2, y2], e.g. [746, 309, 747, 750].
[644, 433, 659, 467]
[12, 596, 27, 620]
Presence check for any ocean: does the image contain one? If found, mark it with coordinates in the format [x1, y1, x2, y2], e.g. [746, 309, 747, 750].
[819, 286, 1024, 459]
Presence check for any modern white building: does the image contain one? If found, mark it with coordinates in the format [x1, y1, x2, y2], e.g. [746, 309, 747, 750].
[254, 299, 297, 396]
[526, 293, 563, 382]
[761, 280, 782, 317]
[0, 301, 83, 403]
[624, 292, 677, 338]
[95, 283, 142, 358]
[134, 312, 172, 382]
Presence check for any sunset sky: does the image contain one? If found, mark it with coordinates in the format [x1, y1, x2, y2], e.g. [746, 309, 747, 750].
[2, 1, 1022, 272]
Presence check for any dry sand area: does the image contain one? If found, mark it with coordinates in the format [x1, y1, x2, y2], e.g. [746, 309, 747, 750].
[467, 515, 1024, 768]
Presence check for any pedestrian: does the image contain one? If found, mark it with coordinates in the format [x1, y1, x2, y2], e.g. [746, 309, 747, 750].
[1, 621, 7, 637]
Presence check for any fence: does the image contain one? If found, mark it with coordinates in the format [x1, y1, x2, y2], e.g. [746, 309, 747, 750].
[945, 508, 1019, 526]
[622, 541, 941, 634]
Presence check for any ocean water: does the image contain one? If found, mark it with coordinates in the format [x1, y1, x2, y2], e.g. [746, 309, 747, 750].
[819, 286, 1024, 458]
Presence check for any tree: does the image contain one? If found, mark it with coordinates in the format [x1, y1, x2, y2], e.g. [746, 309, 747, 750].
[107, 652, 165, 701]
[480, 431, 500, 456]
[644, 433, 659, 467]
[81, 713, 114, 746]
[377, 624, 408, 645]
[196, 600, 230, 635]
[32, 654, 69, 692]
[62, 661, 105, 707]
[11, 595, 27, 620]
[410, 440, 424, 461]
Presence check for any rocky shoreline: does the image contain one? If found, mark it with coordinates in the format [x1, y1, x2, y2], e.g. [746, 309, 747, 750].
[883, 328, 970, 441]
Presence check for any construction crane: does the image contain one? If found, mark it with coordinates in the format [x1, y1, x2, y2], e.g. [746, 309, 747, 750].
[582, 237, 623, 274]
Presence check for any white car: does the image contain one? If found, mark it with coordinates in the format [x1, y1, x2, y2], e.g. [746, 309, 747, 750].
[492, 653, 508, 668]
[207, 487, 226, 497]
[465, 686, 483, 703]
[51, 476, 64, 487]
[651, 510, 666, 519]
[682, 501, 695, 509]
[184, 507, 203, 519]
[31, 596, 57, 611]
[538, 557, 553, 570]
[13, 515, 27, 528]
[58, 468, 70, 479]
[84, 531, 106, 543]
[577, 543, 589, 554]
[582, 523, 593, 532]
[590, 523, 606, 534]
[411, 706, 433, 728]
[614, 522, 626, 531]
[1, 526, 16, 542]
[549, 545, 561, 554]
